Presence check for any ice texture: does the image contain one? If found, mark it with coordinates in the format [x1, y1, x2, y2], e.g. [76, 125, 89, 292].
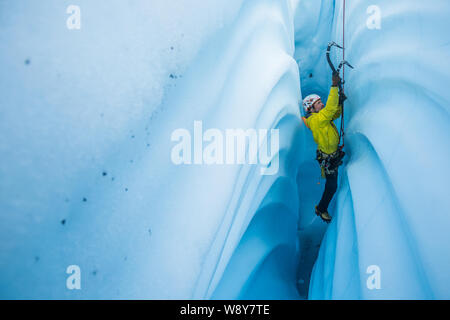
[306, 0, 450, 299]
[0, 0, 449, 299]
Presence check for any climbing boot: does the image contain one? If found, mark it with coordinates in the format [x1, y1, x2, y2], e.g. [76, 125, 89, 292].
[315, 206, 332, 223]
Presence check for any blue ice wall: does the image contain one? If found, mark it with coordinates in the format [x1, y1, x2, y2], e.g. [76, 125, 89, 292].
[1, 0, 449, 300]
[0, 0, 302, 299]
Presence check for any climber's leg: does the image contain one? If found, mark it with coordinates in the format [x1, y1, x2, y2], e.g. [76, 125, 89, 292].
[317, 170, 338, 214]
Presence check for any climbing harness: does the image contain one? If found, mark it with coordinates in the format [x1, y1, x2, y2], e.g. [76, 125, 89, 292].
[316, 148, 345, 177]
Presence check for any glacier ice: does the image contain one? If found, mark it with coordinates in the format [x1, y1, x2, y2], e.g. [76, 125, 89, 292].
[0, 0, 449, 300]
[306, 0, 450, 300]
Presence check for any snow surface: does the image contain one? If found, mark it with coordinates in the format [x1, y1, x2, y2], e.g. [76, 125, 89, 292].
[0, 0, 449, 299]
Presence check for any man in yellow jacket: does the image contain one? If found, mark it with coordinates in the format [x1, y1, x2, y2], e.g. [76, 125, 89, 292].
[302, 73, 345, 223]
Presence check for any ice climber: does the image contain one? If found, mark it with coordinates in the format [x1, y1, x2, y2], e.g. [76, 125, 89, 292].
[302, 72, 345, 223]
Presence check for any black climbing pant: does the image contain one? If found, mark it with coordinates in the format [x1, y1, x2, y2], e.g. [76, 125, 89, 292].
[317, 170, 338, 213]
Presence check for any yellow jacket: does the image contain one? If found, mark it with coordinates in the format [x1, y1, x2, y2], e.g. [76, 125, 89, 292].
[304, 87, 342, 155]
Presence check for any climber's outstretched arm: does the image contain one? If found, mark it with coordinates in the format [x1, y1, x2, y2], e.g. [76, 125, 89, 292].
[317, 84, 340, 123]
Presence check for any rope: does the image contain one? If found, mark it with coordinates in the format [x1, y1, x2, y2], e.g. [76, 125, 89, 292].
[339, 0, 346, 149]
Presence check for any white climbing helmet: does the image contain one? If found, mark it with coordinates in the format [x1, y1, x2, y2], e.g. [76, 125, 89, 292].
[302, 94, 321, 112]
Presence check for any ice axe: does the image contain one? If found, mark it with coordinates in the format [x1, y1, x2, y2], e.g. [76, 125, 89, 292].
[326, 41, 354, 103]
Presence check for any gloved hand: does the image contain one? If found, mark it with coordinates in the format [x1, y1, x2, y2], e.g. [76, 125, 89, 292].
[339, 92, 347, 104]
[332, 72, 341, 86]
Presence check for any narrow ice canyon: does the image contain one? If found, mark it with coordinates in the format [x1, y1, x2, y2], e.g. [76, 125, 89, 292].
[0, 0, 449, 299]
